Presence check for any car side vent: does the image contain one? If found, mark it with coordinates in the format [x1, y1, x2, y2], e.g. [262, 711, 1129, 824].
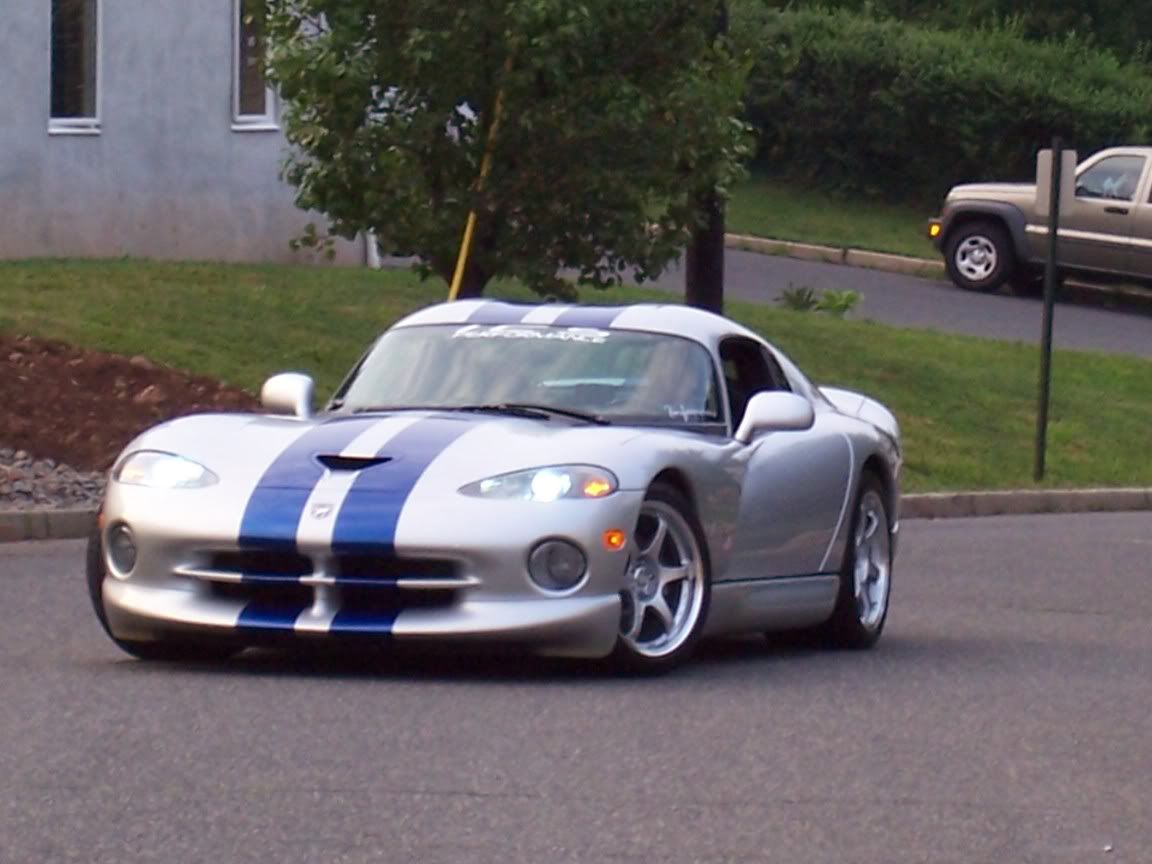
[316, 454, 393, 472]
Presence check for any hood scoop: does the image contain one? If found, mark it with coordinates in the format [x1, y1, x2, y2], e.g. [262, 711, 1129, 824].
[316, 454, 393, 472]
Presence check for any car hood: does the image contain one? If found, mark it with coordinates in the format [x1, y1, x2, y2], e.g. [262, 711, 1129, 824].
[117, 410, 696, 493]
[946, 182, 1035, 203]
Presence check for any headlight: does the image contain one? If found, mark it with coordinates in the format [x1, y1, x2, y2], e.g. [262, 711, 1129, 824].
[113, 451, 218, 489]
[459, 465, 618, 502]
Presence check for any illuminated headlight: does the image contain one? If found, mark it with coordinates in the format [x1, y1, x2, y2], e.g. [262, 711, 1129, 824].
[459, 466, 618, 502]
[113, 450, 218, 489]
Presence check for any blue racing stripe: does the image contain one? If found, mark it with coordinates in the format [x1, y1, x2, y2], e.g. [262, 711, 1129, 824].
[331, 417, 474, 556]
[329, 610, 401, 635]
[550, 306, 626, 328]
[238, 417, 380, 552]
[236, 602, 308, 631]
[466, 302, 533, 325]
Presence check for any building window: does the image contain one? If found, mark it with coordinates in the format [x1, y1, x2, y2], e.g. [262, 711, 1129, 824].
[234, 0, 277, 129]
[50, 0, 100, 133]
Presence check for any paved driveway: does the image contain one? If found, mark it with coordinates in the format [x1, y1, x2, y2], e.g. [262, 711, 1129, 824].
[2, 512, 1149, 863]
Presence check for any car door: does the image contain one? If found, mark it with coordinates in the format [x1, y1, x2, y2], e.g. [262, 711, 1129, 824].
[1059, 153, 1145, 274]
[1126, 168, 1152, 279]
[719, 337, 852, 582]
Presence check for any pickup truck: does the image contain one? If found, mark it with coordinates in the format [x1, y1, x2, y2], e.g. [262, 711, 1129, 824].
[927, 147, 1152, 293]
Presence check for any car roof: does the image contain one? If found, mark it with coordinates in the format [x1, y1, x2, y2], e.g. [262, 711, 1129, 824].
[391, 299, 764, 347]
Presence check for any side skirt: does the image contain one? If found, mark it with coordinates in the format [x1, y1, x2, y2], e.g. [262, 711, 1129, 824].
[703, 575, 839, 637]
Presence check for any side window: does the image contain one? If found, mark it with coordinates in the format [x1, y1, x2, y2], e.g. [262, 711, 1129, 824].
[719, 338, 788, 429]
[1075, 156, 1146, 202]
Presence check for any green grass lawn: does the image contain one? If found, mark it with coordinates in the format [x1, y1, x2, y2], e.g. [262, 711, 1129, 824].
[2, 258, 1150, 493]
[728, 174, 939, 260]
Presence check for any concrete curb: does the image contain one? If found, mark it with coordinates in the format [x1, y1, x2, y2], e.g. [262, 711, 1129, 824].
[902, 488, 1152, 520]
[2, 489, 1151, 544]
[0, 508, 96, 544]
[725, 233, 946, 279]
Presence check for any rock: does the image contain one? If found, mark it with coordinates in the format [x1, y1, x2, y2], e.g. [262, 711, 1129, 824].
[133, 385, 166, 406]
[129, 355, 156, 371]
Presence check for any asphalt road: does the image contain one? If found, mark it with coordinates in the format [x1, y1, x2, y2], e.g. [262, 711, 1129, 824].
[2, 513, 1150, 864]
[649, 250, 1152, 359]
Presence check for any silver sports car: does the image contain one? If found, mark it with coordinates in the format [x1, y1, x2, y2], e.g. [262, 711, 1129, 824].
[87, 300, 902, 672]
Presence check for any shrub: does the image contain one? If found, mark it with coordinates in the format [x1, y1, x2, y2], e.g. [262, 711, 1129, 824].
[734, 5, 1152, 203]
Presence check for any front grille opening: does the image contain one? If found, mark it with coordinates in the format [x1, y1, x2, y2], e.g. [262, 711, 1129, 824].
[340, 585, 457, 613]
[330, 554, 459, 581]
[208, 581, 313, 608]
[206, 550, 313, 579]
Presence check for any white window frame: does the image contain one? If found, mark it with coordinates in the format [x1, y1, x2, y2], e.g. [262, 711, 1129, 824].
[48, 0, 102, 135]
[232, 0, 279, 132]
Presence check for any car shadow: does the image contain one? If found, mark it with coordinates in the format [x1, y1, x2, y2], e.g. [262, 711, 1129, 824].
[94, 628, 993, 685]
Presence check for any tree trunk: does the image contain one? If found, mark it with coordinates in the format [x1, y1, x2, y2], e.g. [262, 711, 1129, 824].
[451, 267, 488, 301]
[685, 191, 725, 314]
[684, 0, 728, 316]
[448, 254, 489, 299]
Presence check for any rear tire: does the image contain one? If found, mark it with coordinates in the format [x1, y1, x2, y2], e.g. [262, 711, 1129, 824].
[813, 473, 893, 650]
[86, 526, 241, 663]
[608, 482, 711, 675]
[944, 220, 1014, 293]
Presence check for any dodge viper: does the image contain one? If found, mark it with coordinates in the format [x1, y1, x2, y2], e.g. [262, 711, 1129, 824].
[87, 300, 902, 672]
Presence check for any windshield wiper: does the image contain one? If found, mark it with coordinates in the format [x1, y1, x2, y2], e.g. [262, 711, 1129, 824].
[450, 403, 611, 425]
[346, 403, 609, 425]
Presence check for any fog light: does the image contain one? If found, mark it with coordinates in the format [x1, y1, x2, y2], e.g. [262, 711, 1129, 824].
[527, 540, 587, 592]
[107, 524, 138, 575]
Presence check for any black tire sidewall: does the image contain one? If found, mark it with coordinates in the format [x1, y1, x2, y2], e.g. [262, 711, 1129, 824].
[822, 472, 892, 650]
[945, 221, 1014, 292]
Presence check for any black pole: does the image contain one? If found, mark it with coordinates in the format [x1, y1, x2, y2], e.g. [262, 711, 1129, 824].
[1034, 137, 1062, 482]
[685, 0, 728, 315]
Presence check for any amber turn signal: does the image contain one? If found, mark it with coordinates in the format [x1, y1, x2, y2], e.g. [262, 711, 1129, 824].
[583, 478, 613, 498]
[602, 529, 627, 551]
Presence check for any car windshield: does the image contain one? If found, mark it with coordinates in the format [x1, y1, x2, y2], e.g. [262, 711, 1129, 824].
[332, 323, 724, 428]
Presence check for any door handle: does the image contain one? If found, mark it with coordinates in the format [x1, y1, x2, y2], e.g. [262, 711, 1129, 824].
[1104, 206, 1130, 215]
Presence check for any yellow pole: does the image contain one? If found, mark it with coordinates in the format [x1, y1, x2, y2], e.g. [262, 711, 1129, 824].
[448, 56, 513, 301]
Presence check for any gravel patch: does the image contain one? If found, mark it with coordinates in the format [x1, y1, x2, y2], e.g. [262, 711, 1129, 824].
[0, 447, 105, 511]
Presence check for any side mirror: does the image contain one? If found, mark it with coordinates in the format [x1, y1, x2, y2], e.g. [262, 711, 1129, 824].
[261, 373, 315, 420]
[734, 391, 814, 444]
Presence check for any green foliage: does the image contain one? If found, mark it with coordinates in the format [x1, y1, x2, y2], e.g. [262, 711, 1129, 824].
[814, 289, 860, 318]
[753, 0, 1152, 63]
[262, 0, 753, 298]
[776, 283, 860, 317]
[776, 283, 819, 311]
[734, 5, 1152, 202]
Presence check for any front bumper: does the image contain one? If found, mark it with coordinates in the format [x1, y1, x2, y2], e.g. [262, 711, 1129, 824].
[97, 483, 644, 659]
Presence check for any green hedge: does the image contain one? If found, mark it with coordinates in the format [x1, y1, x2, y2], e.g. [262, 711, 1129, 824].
[736, 6, 1152, 202]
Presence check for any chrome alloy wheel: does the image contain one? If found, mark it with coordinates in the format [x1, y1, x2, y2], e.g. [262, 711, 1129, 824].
[853, 489, 891, 631]
[620, 500, 706, 659]
[954, 235, 998, 282]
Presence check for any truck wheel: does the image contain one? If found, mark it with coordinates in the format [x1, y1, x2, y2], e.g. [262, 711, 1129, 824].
[944, 221, 1014, 293]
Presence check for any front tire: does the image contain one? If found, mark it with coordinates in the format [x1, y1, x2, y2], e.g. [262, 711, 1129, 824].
[86, 526, 241, 663]
[609, 483, 711, 674]
[815, 473, 893, 650]
[945, 220, 1014, 293]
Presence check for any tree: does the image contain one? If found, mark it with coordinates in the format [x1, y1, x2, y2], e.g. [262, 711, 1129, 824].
[264, 0, 752, 299]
